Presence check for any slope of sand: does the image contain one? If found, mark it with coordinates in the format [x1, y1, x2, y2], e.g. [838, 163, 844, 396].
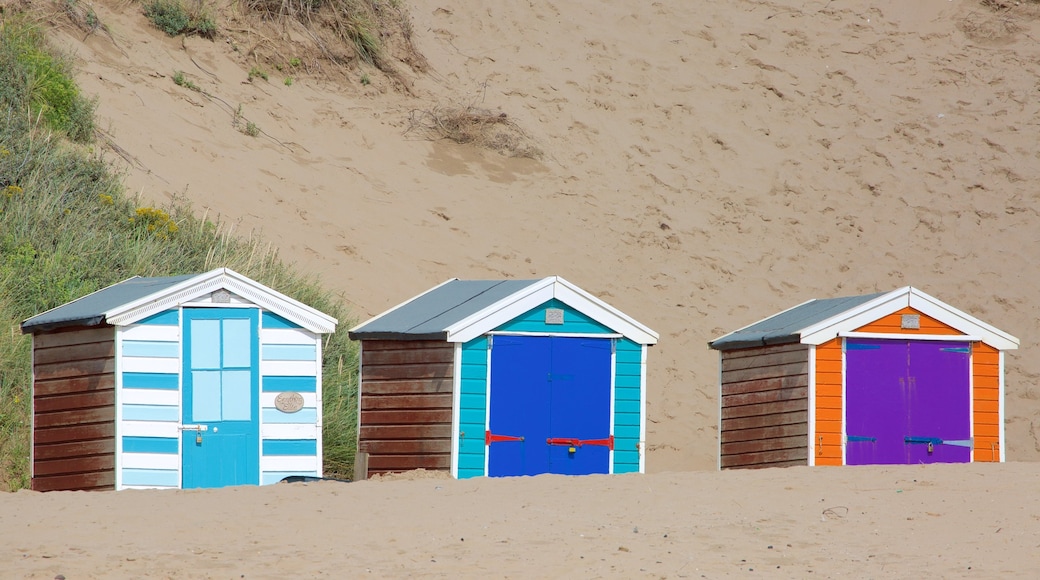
[5, 0, 1040, 575]
[5, 463, 1040, 577]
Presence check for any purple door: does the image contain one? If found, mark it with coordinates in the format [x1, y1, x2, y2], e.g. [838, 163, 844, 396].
[846, 339, 971, 465]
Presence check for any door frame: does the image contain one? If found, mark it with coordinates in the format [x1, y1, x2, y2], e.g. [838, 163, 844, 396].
[842, 336, 973, 465]
[483, 332, 616, 477]
[181, 305, 261, 488]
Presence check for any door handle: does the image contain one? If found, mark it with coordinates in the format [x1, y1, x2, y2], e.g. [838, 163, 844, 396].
[179, 425, 209, 432]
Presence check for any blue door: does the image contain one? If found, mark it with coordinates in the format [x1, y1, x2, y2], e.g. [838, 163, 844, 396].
[182, 308, 260, 488]
[487, 336, 612, 477]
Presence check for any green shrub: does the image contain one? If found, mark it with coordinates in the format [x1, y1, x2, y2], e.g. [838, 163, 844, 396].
[144, 0, 217, 38]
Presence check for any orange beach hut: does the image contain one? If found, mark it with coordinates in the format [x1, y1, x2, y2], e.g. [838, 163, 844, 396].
[708, 287, 1018, 469]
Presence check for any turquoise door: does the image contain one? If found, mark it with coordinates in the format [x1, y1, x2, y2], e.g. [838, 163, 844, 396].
[181, 308, 260, 488]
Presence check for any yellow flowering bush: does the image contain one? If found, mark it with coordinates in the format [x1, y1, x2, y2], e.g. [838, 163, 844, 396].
[129, 206, 179, 239]
[3, 185, 22, 198]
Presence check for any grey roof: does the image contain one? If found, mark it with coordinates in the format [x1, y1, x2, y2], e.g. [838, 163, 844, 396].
[348, 279, 542, 341]
[21, 274, 197, 334]
[708, 292, 887, 351]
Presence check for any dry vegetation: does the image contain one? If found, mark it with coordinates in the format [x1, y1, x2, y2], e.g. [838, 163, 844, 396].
[960, 0, 1040, 42]
[406, 105, 543, 159]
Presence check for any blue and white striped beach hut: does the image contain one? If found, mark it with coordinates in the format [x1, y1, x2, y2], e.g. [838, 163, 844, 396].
[21, 268, 336, 491]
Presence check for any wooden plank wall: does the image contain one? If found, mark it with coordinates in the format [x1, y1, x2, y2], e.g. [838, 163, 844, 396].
[32, 326, 116, 491]
[358, 340, 453, 477]
[972, 342, 1001, 462]
[720, 342, 810, 469]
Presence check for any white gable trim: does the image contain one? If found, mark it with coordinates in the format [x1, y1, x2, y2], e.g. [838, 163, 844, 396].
[799, 287, 1018, 350]
[445, 276, 659, 345]
[105, 268, 337, 334]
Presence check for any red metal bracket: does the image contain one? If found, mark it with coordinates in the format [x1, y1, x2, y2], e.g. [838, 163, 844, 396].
[546, 435, 614, 450]
[485, 430, 525, 445]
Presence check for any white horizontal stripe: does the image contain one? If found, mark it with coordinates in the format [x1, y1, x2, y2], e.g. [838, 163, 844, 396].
[122, 452, 180, 470]
[261, 456, 319, 472]
[839, 332, 981, 342]
[121, 325, 180, 342]
[260, 360, 316, 376]
[260, 392, 318, 407]
[486, 331, 624, 339]
[262, 423, 318, 439]
[121, 485, 178, 491]
[261, 328, 316, 345]
[122, 357, 180, 374]
[122, 388, 180, 406]
[121, 421, 181, 438]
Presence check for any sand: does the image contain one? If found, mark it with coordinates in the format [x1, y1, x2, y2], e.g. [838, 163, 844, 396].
[4, 0, 1040, 576]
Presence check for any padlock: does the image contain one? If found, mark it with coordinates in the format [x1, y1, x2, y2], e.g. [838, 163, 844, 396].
[568, 446, 576, 454]
[196, 431, 203, 445]
[927, 441, 934, 453]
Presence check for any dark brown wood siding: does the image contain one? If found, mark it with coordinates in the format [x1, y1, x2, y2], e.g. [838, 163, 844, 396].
[31, 326, 116, 491]
[720, 342, 810, 469]
[357, 340, 454, 477]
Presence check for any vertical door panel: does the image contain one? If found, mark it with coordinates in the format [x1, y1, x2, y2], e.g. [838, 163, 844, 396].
[845, 340, 910, 465]
[548, 338, 612, 475]
[487, 336, 551, 476]
[906, 342, 971, 464]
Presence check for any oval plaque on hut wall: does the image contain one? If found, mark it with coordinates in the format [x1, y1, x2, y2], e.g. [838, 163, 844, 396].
[274, 391, 305, 413]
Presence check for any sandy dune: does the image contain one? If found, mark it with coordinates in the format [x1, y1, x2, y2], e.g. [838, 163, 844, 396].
[6, 0, 1040, 576]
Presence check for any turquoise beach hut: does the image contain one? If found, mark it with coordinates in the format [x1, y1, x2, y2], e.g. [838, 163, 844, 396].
[348, 276, 658, 479]
[21, 268, 336, 491]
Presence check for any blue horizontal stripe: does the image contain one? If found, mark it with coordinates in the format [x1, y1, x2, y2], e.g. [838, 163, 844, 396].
[262, 312, 301, 329]
[846, 343, 882, 350]
[123, 340, 180, 358]
[262, 471, 318, 485]
[123, 404, 180, 422]
[262, 376, 316, 392]
[123, 468, 179, 487]
[139, 310, 179, 325]
[262, 439, 318, 456]
[262, 407, 318, 424]
[262, 344, 317, 361]
[123, 436, 179, 454]
[123, 372, 178, 390]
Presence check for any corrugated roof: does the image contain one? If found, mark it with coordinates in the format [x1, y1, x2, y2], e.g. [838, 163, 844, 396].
[21, 274, 196, 333]
[348, 279, 542, 340]
[708, 292, 887, 351]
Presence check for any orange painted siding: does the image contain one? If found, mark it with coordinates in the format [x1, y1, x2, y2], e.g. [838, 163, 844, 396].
[813, 338, 842, 465]
[854, 307, 960, 335]
[973, 343, 1001, 462]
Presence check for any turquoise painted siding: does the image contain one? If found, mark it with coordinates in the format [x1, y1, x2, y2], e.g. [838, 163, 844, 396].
[262, 376, 317, 392]
[262, 311, 301, 329]
[495, 299, 614, 335]
[123, 468, 179, 487]
[613, 338, 642, 474]
[123, 372, 178, 390]
[139, 310, 179, 325]
[123, 436, 178, 454]
[263, 439, 318, 455]
[457, 336, 488, 479]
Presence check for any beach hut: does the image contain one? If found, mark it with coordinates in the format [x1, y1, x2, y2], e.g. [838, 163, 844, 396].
[21, 268, 336, 491]
[708, 287, 1019, 469]
[348, 276, 658, 479]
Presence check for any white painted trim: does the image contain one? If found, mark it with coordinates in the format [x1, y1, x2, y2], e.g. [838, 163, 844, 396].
[261, 455, 319, 472]
[29, 338, 35, 482]
[123, 389, 180, 406]
[113, 331, 121, 488]
[314, 334, 323, 477]
[807, 345, 816, 467]
[122, 357, 179, 374]
[445, 277, 659, 345]
[262, 423, 319, 439]
[348, 277, 459, 333]
[121, 421, 180, 438]
[483, 337, 494, 477]
[105, 268, 337, 334]
[639, 345, 648, 474]
[260, 392, 318, 407]
[121, 324, 180, 341]
[716, 349, 722, 471]
[609, 339, 616, 475]
[840, 338, 847, 466]
[799, 287, 1019, 350]
[450, 342, 462, 479]
[260, 359, 317, 376]
[122, 485, 177, 491]
[261, 327, 318, 345]
[999, 351, 1006, 462]
[122, 452, 180, 470]
[839, 332, 981, 342]
[968, 346, 975, 463]
[487, 331, 624, 339]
